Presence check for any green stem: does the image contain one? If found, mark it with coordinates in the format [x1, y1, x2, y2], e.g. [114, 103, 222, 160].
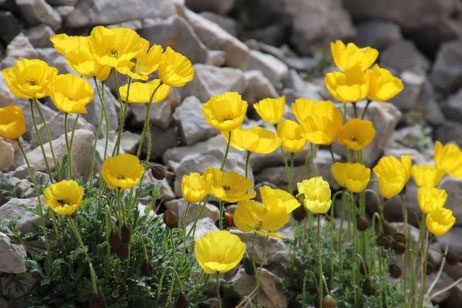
[361, 100, 371, 119]
[183, 202, 191, 255]
[317, 215, 323, 308]
[88, 79, 106, 188]
[245, 151, 251, 178]
[220, 131, 232, 171]
[328, 144, 336, 163]
[352, 102, 358, 118]
[400, 193, 409, 305]
[112, 70, 129, 156]
[187, 195, 211, 239]
[417, 225, 429, 307]
[33, 98, 60, 178]
[310, 143, 317, 177]
[218, 201, 224, 230]
[280, 147, 292, 194]
[64, 113, 73, 179]
[216, 272, 222, 308]
[255, 235, 269, 305]
[29, 100, 53, 180]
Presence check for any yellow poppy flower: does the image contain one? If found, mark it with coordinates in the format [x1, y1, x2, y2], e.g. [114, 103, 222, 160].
[50, 33, 88, 56]
[417, 187, 447, 214]
[259, 185, 300, 214]
[330, 40, 378, 71]
[253, 96, 285, 125]
[3, 59, 58, 99]
[222, 126, 281, 154]
[373, 156, 411, 199]
[366, 64, 403, 102]
[0, 105, 26, 140]
[338, 119, 375, 151]
[203, 166, 256, 203]
[181, 172, 207, 203]
[276, 120, 307, 153]
[102, 154, 145, 190]
[88, 26, 147, 69]
[234, 199, 289, 238]
[65, 43, 111, 81]
[434, 141, 462, 179]
[325, 66, 370, 103]
[426, 208, 456, 236]
[202, 92, 247, 132]
[195, 230, 246, 274]
[158, 47, 194, 87]
[291, 98, 316, 123]
[298, 100, 343, 145]
[119, 79, 170, 103]
[48, 74, 94, 114]
[411, 165, 445, 188]
[297, 177, 332, 214]
[117, 43, 163, 80]
[44, 180, 84, 215]
[331, 162, 370, 193]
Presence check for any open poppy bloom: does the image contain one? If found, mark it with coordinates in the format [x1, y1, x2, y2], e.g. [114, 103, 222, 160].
[48, 74, 94, 114]
[373, 155, 412, 199]
[411, 165, 445, 188]
[277, 120, 307, 153]
[325, 66, 370, 103]
[119, 79, 170, 103]
[203, 167, 256, 203]
[44, 180, 84, 215]
[158, 47, 194, 87]
[0, 105, 26, 140]
[102, 154, 145, 190]
[366, 64, 403, 102]
[434, 141, 462, 179]
[426, 208, 455, 236]
[330, 40, 378, 71]
[222, 126, 281, 154]
[297, 177, 332, 214]
[331, 162, 370, 193]
[338, 119, 375, 151]
[181, 172, 207, 203]
[417, 187, 447, 214]
[202, 92, 247, 132]
[253, 96, 285, 125]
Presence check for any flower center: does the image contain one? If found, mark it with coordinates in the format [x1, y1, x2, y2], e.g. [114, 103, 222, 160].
[110, 49, 119, 58]
[223, 185, 231, 191]
[117, 175, 126, 180]
[57, 199, 70, 207]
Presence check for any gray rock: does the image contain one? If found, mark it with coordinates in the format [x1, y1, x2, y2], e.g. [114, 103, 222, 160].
[0, 33, 39, 70]
[391, 71, 426, 112]
[343, 0, 462, 53]
[165, 199, 220, 228]
[0, 11, 21, 45]
[129, 100, 173, 130]
[179, 64, 247, 103]
[356, 20, 402, 50]
[54, 5, 75, 18]
[65, 0, 175, 28]
[183, 9, 250, 69]
[46, 0, 77, 5]
[205, 50, 226, 67]
[247, 50, 288, 88]
[282, 69, 322, 102]
[29, 113, 94, 149]
[173, 96, 219, 145]
[15, 99, 57, 142]
[286, 0, 355, 56]
[439, 177, 462, 227]
[24, 24, 55, 48]
[223, 267, 288, 308]
[0, 232, 26, 273]
[186, 217, 219, 240]
[437, 226, 462, 256]
[379, 40, 430, 74]
[0, 138, 14, 171]
[240, 23, 289, 47]
[35, 47, 70, 74]
[435, 121, 462, 147]
[16, 0, 61, 30]
[28, 129, 97, 180]
[442, 89, 462, 122]
[390, 126, 435, 155]
[0, 72, 16, 108]
[430, 40, 462, 95]
[185, 0, 235, 15]
[242, 70, 278, 105]
[138, 15, 208, 65]
[120, 130, 139, 154]
[0, 197, 41, 234]
[143, 125, 179, 160]
[199, 11, 241, 37]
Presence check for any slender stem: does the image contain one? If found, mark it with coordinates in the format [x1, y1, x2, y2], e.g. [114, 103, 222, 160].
[216, 272, 222, 308]
[89, 79, 106, 188]
[112, 69, 128, 156]
[310, 143, 317, 177]
[170, 228, 177, 267]
[317, 215, 323, 308]
[255, 235, 269, 305]
[183, 202, 191, 254]
[361, 100, 371, 119]
[289, 153, 294, 194]
[33, 98, 60, 177]
[29, 100, 53, 180]
[244, 151, 251, 178]
[64, 113, 73, 179]
[328, 144, 336, 163]
[187, 195, 211, 239]
[220, 131, 232, 171]
[418, 228, 430, 307]
[218, 201, 224, 230]
[280, 147, 292, 194]
[400, 193, 409, 304]
[352, 102, 358, 118]
[251, 232, 258, 277]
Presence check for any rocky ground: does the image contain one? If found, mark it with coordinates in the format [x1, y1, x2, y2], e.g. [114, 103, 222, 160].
[0, 0, 461, 307]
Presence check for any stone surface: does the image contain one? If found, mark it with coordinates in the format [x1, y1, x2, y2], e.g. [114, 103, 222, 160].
[437, 226, 462, 256]
[355, 20, 402, 50]
[46, 0, 77, 5]
[435, 121, 462, 147]
[442, 89, 462, 122]
[439, 177, 462, 226]
[129, 100, 172, 130]
[186, 217, 219, 240]
[24, 24, 55, 48]
[143, 125, 179, 160]
[247, 50, 288, 88]
[54, 5, 75, 18]
[0, 72, 16, 108]
[16, 0, 61, 30]
[28, 129, 98, 180]
[185, 0, 235, 15]
[282, 69, 322, 102]
[0, 197, 41, 234]
[379, 40, 430, 74]
[179, 64, 247, 103]
[0, 232, 27, 273]
[391, 71, 426, 112]
[173, 96, 219, 145]
[139, 15, 208, 65]
[120, 130, 139, 154]
[199, 11, 241, 37]
[285, 0, 355, 57]
[0, 11, 21, 45]
[165, 199, 220, 228]
[430, 40, 462, 94]
[223, 267, 288, 308]
[0, 33, 39, 70]
[15, 100, 57, 142]
[65, 0, 175, 28]
[183, 9, 250, 69]
[242, 70, 278, 105]
[0, 137, 14, 171]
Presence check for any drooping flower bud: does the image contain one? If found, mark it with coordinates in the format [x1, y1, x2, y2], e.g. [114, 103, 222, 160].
[389, 264, 402, 278]
[362, 279, 375, 296]
[152, 165, 167, 180]
[393, 233, 406, 243]
[121, 224, 131, 244]
[163, 210, 178, 228]
[109, 231, 123, 250]
[141, 260, 154, 276]
[116, 244, 128, 260]
[175, 294, 189, 308]
[393, 241, 406, 255]
[356, 215, 370, 231]
[292, 205, 307, 222]
[89, 295, 104, 308]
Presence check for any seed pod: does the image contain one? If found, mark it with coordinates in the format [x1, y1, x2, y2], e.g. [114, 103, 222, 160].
[393, 233, 406, 243]
[163, 210, 178, 228]
[389, 264, 402, 278]
[446, 253, 459, 266]
[356, 215, 370, 231]
[359, 262, 369, 276]
[323, 295, 337, 308]
[243, 257, 255, 275]
[362, 279, 375, 296]
[292, 205, 307, 221]
[141, 260, 154, 276]
[89, 296, 104, 308]
[376, 234, 391, 247]
[152, 166, 167, 180]
[116, 244, 128, 260]
[393, 241, 406, 255]
[121, 224, 131, 244]
[109, 231, 123, 250]
[175, 294, 189, 308]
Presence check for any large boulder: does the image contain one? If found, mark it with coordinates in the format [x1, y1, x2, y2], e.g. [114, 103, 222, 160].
[430, 40, 462, 95]
[0, 232, 27, 273]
